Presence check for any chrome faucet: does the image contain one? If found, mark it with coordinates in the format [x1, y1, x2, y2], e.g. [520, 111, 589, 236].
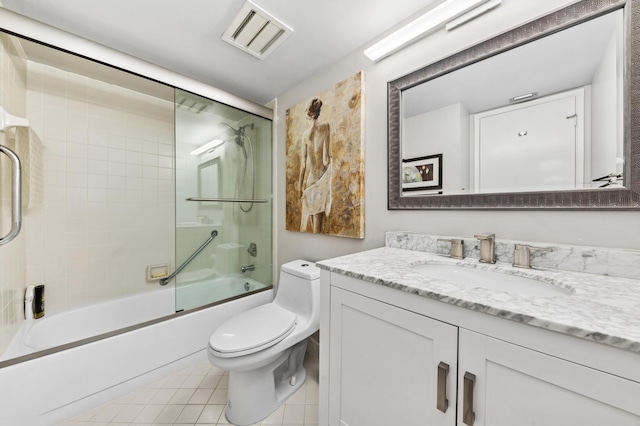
[513, 244, 552, 269]
[241, 264, 255, 273]
[437, 238, 464, 259]
[474, 233, 495, 264]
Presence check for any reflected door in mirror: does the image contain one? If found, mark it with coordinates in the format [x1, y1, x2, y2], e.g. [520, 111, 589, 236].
[474, 90, 582, 193]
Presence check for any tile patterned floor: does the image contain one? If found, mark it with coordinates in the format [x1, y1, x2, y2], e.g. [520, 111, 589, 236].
[63, 355, 319, 426]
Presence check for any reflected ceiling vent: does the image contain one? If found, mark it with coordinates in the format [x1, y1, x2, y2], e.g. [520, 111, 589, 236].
[222, 1, 292, 60]
[176, 94, 211, 113]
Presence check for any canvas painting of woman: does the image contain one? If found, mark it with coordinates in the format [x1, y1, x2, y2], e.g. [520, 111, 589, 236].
[285, 71, 364, 239]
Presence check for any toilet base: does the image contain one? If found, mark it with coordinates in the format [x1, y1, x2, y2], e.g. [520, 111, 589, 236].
[224, 339, 308, 425]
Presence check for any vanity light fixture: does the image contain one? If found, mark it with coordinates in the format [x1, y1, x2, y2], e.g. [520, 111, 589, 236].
[446, 0, 502, 31]
[364, 0, 493, 62]
[190, 139, 225, 156]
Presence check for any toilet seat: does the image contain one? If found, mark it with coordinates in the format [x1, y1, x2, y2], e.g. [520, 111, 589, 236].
[209, 304, 297, 357]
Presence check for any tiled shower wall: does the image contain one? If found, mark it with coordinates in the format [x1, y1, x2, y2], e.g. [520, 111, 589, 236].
[1, 33, 177, 354]
[23, 61, 175, 312]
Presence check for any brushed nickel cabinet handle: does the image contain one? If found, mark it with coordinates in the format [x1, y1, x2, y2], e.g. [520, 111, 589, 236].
[436, 362, 449, 413]
[463, 372, 476, 425]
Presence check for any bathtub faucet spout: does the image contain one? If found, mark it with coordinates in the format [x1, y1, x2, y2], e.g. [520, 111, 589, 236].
[241, 264, 255, 274]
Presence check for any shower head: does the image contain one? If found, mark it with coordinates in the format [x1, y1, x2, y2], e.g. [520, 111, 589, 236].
[235, 123, 255, 147]
[0, 106, 29, 133]
[221, 122, 254, 154]
[220, 121, 255, 146]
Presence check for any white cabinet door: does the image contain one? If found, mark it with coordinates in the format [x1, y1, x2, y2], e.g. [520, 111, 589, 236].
[329, 287, 458, 426]
[458, 329, 640, 426]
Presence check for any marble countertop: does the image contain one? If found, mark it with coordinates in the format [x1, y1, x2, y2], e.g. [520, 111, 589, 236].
[317, 247, 640, 353]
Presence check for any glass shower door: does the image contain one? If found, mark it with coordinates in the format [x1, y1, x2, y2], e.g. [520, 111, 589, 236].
[173, 89, 272, 312]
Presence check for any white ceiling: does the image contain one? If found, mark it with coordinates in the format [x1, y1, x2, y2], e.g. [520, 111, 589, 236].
[403, 10, 621, 117]
[0, 0, 434, 105]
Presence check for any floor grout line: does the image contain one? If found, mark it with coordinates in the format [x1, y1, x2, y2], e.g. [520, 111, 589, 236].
[62, 354, 320, 425]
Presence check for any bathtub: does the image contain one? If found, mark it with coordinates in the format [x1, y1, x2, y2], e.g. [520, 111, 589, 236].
[2, 275, 268, 359]
[0, 277, 273, 425]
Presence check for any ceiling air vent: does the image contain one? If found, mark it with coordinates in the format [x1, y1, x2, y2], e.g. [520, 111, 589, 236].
[222, 1, 292, 60]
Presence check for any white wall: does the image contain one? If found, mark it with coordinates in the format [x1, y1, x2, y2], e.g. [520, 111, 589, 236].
[404, 103, 470, 194]
[275, 0, 640, 269]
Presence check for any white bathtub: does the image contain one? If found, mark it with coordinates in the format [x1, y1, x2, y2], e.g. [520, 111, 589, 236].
[2, 276, 268, 359]
[0, 279, 273, 425]
[3, 288, 174, 359]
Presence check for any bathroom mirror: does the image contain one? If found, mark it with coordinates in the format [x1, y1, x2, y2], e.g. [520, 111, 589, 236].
[198, 158, 222, 209]
[388, 0, 640, 209]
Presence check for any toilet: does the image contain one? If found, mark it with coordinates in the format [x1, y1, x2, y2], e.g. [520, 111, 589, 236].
[207, 259, 320, 425]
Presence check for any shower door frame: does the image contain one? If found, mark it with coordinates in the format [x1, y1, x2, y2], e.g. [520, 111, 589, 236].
[0, 6, 275, 369]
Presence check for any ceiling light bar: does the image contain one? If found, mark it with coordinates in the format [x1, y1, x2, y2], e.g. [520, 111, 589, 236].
[364, 0, 492, 62]
[509, 92, 538, 103]
[190, 139, 225, 156]
[446, 0, 502, 31]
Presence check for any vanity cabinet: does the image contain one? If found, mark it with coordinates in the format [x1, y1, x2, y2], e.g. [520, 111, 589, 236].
[458, 329, 640, 425]
[321, 272, 640, 426]
[328, 287, 458, 426]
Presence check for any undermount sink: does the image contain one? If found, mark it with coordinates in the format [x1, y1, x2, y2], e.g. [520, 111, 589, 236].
[411, 263, 571, 297]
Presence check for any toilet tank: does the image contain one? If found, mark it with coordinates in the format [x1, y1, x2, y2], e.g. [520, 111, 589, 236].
[273, 260, 320, 317]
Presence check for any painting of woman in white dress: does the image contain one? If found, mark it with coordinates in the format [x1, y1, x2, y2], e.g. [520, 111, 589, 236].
[298, 98, 332, 233]
[285, 71, 364, 239]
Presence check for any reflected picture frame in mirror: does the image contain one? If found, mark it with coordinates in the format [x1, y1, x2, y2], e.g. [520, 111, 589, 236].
[388, 0, 640, 209]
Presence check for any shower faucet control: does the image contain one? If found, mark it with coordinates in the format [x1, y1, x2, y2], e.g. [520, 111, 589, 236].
[248, 243, 257, 257]
[241, 264, 255, 274]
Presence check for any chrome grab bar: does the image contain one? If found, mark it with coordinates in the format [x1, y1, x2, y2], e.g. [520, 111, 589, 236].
[160, 230, 218, 286]
[0, 145, 21, 246]
[186, 197, 268, 203]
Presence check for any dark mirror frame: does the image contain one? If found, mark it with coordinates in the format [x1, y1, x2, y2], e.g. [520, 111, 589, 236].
[388, 0, 640, 210]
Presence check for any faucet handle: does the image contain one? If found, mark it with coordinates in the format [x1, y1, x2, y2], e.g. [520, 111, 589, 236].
[437, 238, 464, 259]
[474, 233, 495, 240]
[474, 233, 496, 264]
[513, 244, 552, 269]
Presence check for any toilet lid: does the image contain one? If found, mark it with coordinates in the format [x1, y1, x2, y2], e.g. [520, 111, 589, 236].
[209, 304, 296, 356]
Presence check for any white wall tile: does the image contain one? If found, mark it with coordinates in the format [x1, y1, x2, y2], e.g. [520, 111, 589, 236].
[107, 162, 126, 176]
[87, 145, 107, 160]
[125, 150, 143, 164]
[158, 155, 173, 168]
[107, 148, 126, 163]
[142, 166, 158, 179]
[88, 131, 108, 147]
[20, 63, 175, 319]
[125, 137, 143, 152]
[66, 187, 88, 203]
[142, 153, 158, 166]
[67, 157, 87, 173]
[87, 159, 108, 174]
[108, 135, 126, 150]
